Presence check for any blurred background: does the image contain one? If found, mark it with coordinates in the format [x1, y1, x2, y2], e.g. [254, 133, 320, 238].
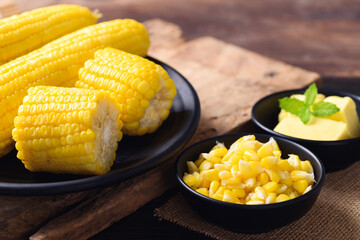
[13, 0, 360, 81]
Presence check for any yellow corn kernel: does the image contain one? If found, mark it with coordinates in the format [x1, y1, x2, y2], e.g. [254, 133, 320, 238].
[202, 153, 222, 164]
[192, 172, 202, 188]
[0, 5, 99, 65]
[257, 172, 270, 185]
[303, 185, 312, 194]
[12, 86, 122, 175]
[276, 194, 290, 203]
[186, 161, 199, 174]
[214, 163, 230, 171]
[77, 48, 175, 136]
[289, 191, 299, 199]
[244, 177, 256, 192]
[300, 160, 314, 173]
[199, 160, 213, 171]
[209, 180, 220, 196]
[238, 160, 255, 178]
[257, 142, 274, 159]
[266, 193, 277, 204]
[246, 200, 264, 205]
[265, 169, 281, 183]
[223, 190, 238, 203]
[237, 140, 257, 155]
[222, 150, 235, 162]
[183, 173, 196, 187]
[230, 165, 240, 177]
[196, 188, 209, 197]
[269, 137, 282, 158]
[232, 189, 246, 199]
[244, 149, 260, 161]
[227, 152, 241, 166]
[219, 170, 232, 180]
[262, 181, 278, 193]
[293, 180, 309, 194]
[255, 186, 267, 200]
[194, 154, 205, 167]
[199, 179, 211, 189]
[288, 154, 301, 170]
[221, 177, 242, 186]
[0, 19, 150, 156]
[276, 183, 288, 194]
[277, 160, 292, 172]
[249, 161, 264, 175]
[280, 176, 293, 187]
[209, 147, 228, 158]
[213, 186, 225, 200]
[261, 156, 278, 169]
[201, 169, 220, 182]
[291, 170, 315, 184]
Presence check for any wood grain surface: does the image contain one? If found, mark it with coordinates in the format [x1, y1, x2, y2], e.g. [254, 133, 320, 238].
[13, 0, 360, 78]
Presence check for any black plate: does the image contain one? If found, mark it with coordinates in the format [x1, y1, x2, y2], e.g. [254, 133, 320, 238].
[0, 57, 201, 196]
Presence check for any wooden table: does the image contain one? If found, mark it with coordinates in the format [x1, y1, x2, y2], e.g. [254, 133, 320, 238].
[6, 0, 360, 239]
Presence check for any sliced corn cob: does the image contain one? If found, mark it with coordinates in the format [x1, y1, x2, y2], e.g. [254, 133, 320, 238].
[12, 86, 123, 175]
[0, 4, 99, 65]
[76, 48, 177, 135]
[0, 19, 150, 157]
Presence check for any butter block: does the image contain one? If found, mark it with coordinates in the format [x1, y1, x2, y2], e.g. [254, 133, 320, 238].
[275, 94, 360, 141]
[324, 96, 360, 138]
[274, 115, 351, 140]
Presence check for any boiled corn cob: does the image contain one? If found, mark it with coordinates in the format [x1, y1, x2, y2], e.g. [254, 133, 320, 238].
[12, 86, 123, 175]
[0, 4, 99, 65]
[76, 48, 177, 136]
[0, 19, 150, 157]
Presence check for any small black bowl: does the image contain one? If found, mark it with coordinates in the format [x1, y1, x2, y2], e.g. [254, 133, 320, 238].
[252, 88, 360, 172]
[176, 133, 325, 233]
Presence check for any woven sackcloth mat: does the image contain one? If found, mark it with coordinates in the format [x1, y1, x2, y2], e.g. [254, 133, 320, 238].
[154, 161, 360, 240]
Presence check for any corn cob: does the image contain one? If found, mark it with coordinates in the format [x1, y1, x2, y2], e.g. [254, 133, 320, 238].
[0, 19, 150, 157]
[0, 4, 99, 65]
[12, 86, 123, 175]
[76, 48, 177, 136]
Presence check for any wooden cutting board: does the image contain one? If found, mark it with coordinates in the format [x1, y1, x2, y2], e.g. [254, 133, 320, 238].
[0, 6, 320, 239]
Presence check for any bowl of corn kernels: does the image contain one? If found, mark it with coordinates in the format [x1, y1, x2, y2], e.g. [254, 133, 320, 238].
[176, 133, 325, 233]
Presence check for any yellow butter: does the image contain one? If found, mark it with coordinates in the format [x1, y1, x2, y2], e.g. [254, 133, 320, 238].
[274, 94, 360, 141]
[274, 115, 351, 140]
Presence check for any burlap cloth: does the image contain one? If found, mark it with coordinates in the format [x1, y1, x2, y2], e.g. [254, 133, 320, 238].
[154, 161, 360, 239]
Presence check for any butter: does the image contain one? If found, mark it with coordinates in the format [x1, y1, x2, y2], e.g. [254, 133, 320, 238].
[274, 94, 360, 141]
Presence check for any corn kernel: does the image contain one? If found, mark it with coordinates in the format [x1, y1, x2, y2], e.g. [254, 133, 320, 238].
[300, 160, 314, 173]
[199, 179, 211, 189]
[249, 161, 264, 175]
[261, 156, 278, 169]
[255, 186, 266, 200]
[257, 142, 273, 159]
[219, 170, 232, 180]
[196, 188, 209, 197]
[186, 161, 198, 174]
[244, 149, 260, 161]
[214, 163, 229, 171]
[288, 154, 301, 170]
[266, 169, 281, 183]
[293, 180, 309, 194]
[232, 189, 246, 199]
[246, 200, 264, 205]
[291, 170, 315, 184]
[276, 194, 290, 203]
[202, 153, 221, 164]
[223, 190, 238, 203]
[199, 160, 213, 171]
[201, 169, 220, 181]
[183, 173, 196, 187]
[258, 172, 270, 185]
[266, 193, 277, 204]
[263, 181, 278, 193]
[221, 177, 242, 186]
[239, 160, 255, 178]
[277, 160, 292, 172]
[209, 180, 220, 196]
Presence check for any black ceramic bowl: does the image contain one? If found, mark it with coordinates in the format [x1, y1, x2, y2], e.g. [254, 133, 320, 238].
[176, 133, 325, 233]
[252, 88, 360, 172]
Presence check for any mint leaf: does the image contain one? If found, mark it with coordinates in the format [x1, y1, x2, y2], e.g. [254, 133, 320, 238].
[311, 101, 340, 117]
[299, 107, 311, 124]
[279, 97, 304, 115]
[304, 83, 317, 106]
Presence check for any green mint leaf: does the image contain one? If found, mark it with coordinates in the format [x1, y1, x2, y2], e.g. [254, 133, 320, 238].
[311, 101, 340, 117]
[304, 83, 317, 106]
[299, 107, 311, 124]
[279, 97, 304, 115]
